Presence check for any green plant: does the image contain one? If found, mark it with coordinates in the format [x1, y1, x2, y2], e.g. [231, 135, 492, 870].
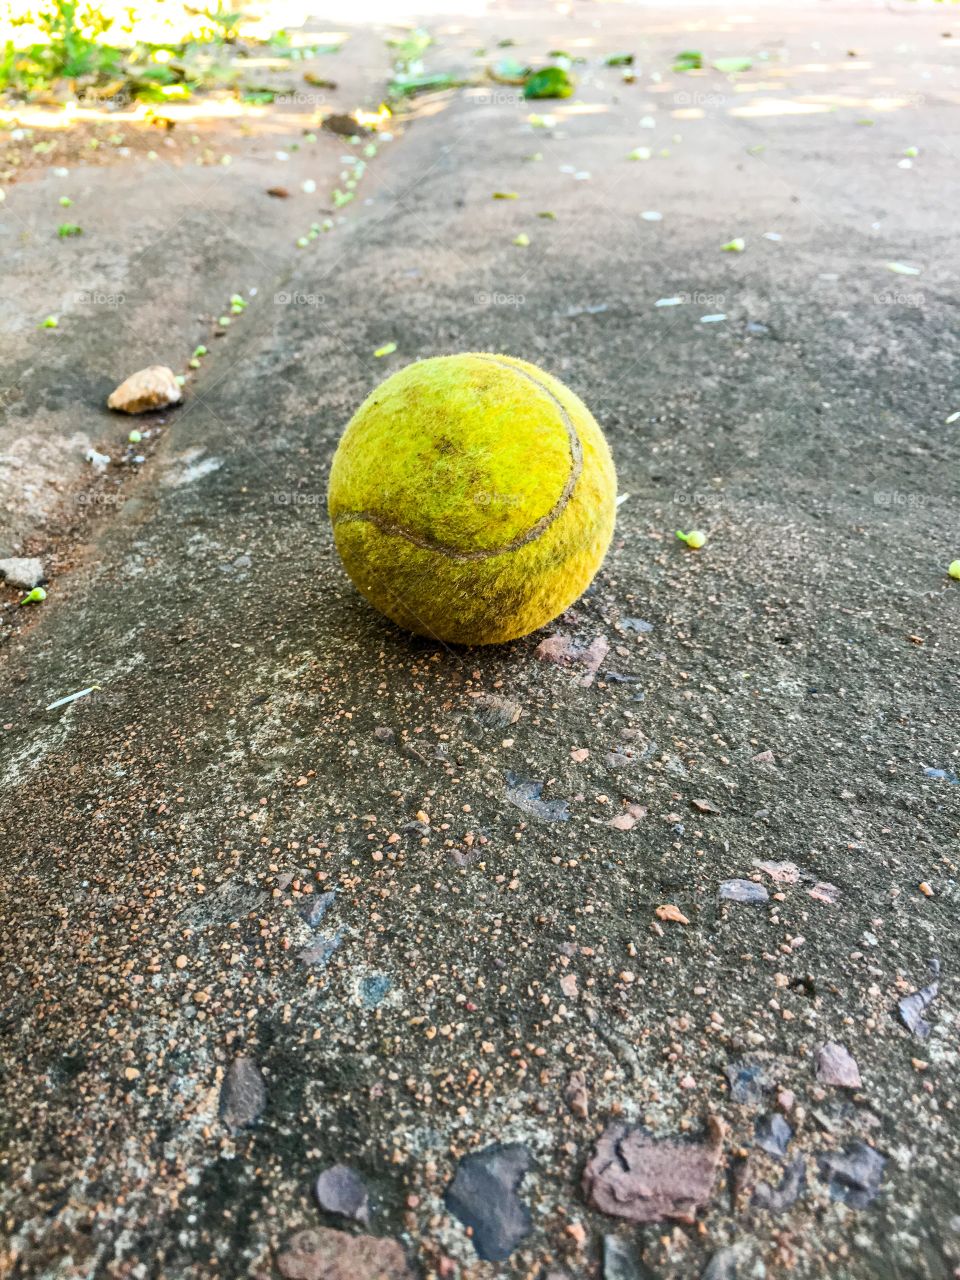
[184, 1, 245, 45]
[24, 1, 117, 75]
[1, 1, 121, 91]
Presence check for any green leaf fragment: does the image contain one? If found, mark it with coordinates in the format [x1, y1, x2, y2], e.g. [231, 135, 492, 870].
[41, 316, 58, 328]
[493, 191, 519, 199]
[676, 530, 707, 549]
[512, 233, 530, 247]
[218, 316, 231, 326]
[388, 71, 460, 98]
[22, 587, 46, 603]
[188, 358, 201, 369]
[524, 66, 574, 99]
[605, 52, 634, 66]
[59, 195, 72, 206]
[949, 560, 960, 580]
[537, 210, 557, 219]
[886, 261, 921, 276]
[904, 146, 919, 158]
[58, 223, 82, 237]
[373, 342, 397, 358]
[673, 50, 703, 72]
[721, 237, 745, 252]
[628, 147, 651, 161]
[713, 56, 752, 73]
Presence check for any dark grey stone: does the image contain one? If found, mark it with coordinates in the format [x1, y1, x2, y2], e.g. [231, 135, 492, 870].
[898, 979, 938, 1040]
[752, 1156, 806, 1213]
[314, 1163, 370, 1224]
[504, 775, 570, 823]
[297, 931, 343, 968]
[701, 1247, 739, 1279]
[725, 1059, 769, 1106]
[719, 879, 769, 904]
[817, 1142, 886, 1208]
[219, 1056, 266, 1131]
[301, 890, 336, 929]
[603, 1233, 656, 1279]
[360, 973, 391, 1007]
[755, 1113, 792, 1158]
[444, 1142, 533, 1261]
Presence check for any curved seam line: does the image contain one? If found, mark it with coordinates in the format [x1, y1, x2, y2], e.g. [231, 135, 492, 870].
[333, 356, 584, 562]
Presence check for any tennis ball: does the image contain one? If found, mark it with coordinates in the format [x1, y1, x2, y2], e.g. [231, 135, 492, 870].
[328, 353, 617, 645]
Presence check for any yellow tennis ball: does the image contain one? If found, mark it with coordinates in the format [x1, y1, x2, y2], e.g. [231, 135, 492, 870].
[328, 353, 617, 645]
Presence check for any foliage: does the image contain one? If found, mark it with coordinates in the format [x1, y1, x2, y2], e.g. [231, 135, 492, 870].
[522, 66, 573, 99]
[0, 0, 256, 97]
[1, 1, 121, 89]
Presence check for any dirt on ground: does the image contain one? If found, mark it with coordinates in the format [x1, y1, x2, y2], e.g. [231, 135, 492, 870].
[1, 3, 959, 1279]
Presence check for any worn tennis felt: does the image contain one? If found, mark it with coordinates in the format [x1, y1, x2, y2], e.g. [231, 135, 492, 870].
[328, 353, 617, 645]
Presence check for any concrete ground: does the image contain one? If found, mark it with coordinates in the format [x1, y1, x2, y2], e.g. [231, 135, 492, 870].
[1, 2, 959, 1278]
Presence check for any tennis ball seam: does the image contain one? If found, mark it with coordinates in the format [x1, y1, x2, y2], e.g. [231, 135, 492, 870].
[332, 355, 584, 562]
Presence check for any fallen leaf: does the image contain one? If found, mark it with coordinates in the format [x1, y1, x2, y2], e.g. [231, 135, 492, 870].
[524, 66, 574, 100]
[713, 56, 753, 73]
[673, 50, 703, 73]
